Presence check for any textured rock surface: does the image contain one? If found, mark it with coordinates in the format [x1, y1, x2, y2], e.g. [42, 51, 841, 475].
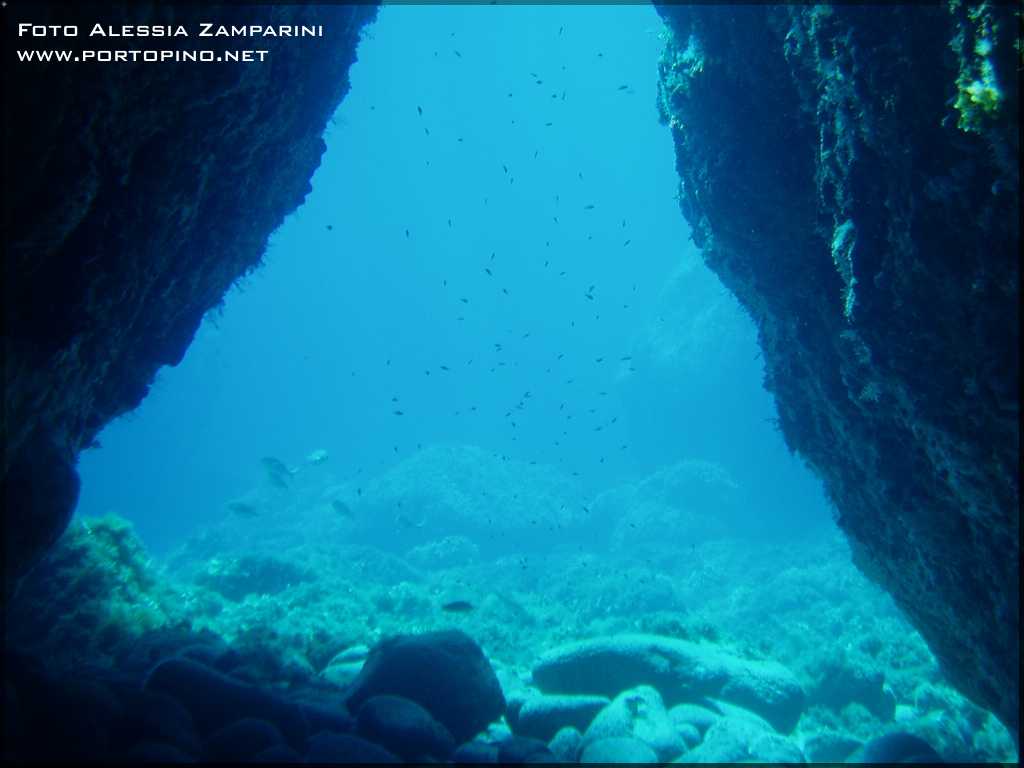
[532, 633, 805, 733]
[3, 3, 379, 599]
[513, 693, 609, 742]
[681, 716, 804, 763]
[355, 694, 456, 761]
[343, 629, 506, 743]
[580, 685, 686, 762]
[654, 2, 1019, 735]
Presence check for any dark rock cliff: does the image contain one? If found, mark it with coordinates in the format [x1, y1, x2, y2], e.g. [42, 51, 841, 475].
[654, 3, 1018, 735]
[3, 3, 379, 597]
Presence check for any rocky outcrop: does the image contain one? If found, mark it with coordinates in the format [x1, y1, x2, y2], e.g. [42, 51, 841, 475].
[3, 3, 378, 597]
[654, 3, 1018, 735]
[532, 634, 806, 733]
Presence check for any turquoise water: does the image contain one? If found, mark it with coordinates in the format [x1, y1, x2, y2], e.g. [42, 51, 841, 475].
[76, 3, 826, 555]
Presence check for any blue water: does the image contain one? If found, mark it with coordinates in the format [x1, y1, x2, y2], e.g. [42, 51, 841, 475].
[76, 3, 829, 554]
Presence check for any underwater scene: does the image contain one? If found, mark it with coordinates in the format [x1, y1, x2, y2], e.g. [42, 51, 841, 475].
[3, 2, 1018, 765]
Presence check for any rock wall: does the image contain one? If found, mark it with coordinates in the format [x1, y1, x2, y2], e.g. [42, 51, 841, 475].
[3, 3, 379, 597]
[653, 3, 1018, 735]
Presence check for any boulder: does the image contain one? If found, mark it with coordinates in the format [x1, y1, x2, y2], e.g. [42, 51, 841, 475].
[532, 634, 804, 732]
[514, 693, 609, 741]
[114, 689, 202, 757]
[669, 702, 720, 736]
[581, 685, 685, 761]
[304, 731, 400, 763]
[204, 718, 283, 761]
[800, 730, 863, 763]
[810, 651, 896, 720]
[344, 630, 505, 743]
[356, 695, 455, 760]
[548, 726, 583, 762]
[143, 657, 307, 750]
[580, 736, 659, 763]
[496, 735, 555, 763]
[453, 740, 499, 763]
[680, 716, 804, 763]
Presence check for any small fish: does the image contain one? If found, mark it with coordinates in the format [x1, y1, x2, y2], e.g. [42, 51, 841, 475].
[227, 501, 259, 518]
[305, 449, 329, 465]
[617, 84, 629, 91]
[440, 365, 450, 371]
[417, 105, 423, 116]
[460, 298, 469, 304]
[485, 268, 492, 276]
[584, 204, 595, 210]
[331, 499, 354, 519]
[441, 600, 474, 613]
[393, 410, 405, 416]
[326, 224, 333, 231]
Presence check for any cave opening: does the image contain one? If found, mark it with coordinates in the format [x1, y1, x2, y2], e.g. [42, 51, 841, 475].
[5, 3, 1017, 764]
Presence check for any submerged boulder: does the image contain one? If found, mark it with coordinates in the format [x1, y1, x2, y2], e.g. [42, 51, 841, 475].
[532, 634, 805, 732]
[355, 694, 456, 761]
[682, 716, 805, 763]
[512, 693, 609, 741]
[581, 685, 685, 761]
[143, 657, 308, 750]
[344, 629, 506, 743]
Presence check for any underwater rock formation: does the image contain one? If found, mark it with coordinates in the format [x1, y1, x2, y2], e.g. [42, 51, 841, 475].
[344, 629, 507, 744]
[532, 633, 806, 734]
[654, 3, 1019, 736]
[3, 3, 379, 599]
